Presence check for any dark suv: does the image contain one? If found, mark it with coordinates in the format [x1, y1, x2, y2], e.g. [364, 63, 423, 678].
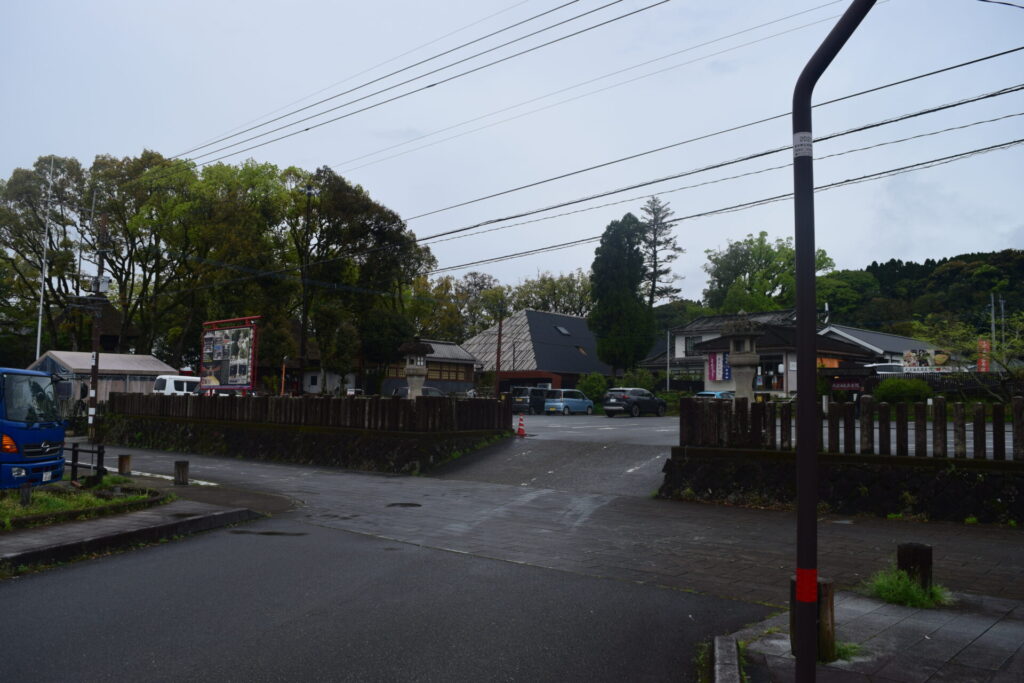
[602, 387, 666, 418]
[510, 386, 548, 414]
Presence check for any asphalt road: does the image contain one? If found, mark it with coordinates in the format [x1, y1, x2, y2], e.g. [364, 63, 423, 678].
[1, 515, 768, 682]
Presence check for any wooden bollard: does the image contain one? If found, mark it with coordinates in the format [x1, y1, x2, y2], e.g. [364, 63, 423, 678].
[19, 483, 32, 507]
[789, 576, 837, 662]
[174, 460, 189, 486]
[897, 542, 933, 592]
[118, 454, 132, 476]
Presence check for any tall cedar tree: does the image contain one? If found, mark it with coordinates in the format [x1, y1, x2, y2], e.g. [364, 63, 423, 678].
[588, 213, 655, 373]
[639, 197, 684, 307]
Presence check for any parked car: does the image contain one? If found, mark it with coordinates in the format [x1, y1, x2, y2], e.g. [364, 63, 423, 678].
[694, 390, 735, 399]
[392, 386, 446, 398]
[510, 386, 548, 414]
[602, 387, 666, 418]
[153, 375, 201, 396]
[543, 389, 594, 415]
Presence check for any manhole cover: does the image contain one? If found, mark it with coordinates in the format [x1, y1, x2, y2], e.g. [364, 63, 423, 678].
[386, 502, 422, 508]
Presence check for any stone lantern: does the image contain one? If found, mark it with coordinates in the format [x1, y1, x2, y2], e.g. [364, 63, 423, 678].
[398, 338, 434, 399]
[719, 317, 761, 402]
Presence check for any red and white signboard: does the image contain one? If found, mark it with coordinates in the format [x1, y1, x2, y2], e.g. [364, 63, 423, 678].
[977, 338, 991, 373]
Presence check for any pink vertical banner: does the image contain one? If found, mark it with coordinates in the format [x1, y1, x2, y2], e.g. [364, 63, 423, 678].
[708, 353, 718, 381]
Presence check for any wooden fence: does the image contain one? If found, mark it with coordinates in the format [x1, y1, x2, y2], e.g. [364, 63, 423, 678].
[679, 395, 1023, 461]
[108, 393, 512, 433]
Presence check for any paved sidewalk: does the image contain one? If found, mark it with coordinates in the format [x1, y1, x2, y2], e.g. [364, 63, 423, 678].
[0, 472, 291, 567]
[727, 591, 1024, 682]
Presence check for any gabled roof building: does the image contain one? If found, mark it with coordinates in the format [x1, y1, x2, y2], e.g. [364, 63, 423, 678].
[461, 309, 611, 390]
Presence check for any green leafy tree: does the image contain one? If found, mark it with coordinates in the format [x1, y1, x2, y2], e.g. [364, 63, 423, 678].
[576, 372, 608, 403]
[588, 213, 655, 373]
[639, 197, 684, 307]
[621, 367, 655, 391]
[509, 270, 592, 317]
[702, 231, 833, 312]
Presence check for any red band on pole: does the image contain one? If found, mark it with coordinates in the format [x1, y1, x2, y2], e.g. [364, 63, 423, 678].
[796, 568, 818, 603]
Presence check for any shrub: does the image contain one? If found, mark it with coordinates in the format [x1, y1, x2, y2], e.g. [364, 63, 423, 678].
[864, 568, 952, 608]
[577, 372, 609, 402]
[872, 377, 933, 404]
[620, 367, 655, 391]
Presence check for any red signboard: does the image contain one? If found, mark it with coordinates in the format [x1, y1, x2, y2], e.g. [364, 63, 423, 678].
[200, 316, 261, 391]
[977, 338, 991, 373]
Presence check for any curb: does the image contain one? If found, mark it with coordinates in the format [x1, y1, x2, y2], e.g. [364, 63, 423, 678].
[714, 636, 741, 683]
[1, 507, 261, 568]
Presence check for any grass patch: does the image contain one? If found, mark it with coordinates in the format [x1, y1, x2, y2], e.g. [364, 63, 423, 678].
[863, 568, 953, 608]
[693, 640, 712, 683]
[835, 641, 862, 660]
[0, 480, 152, 531]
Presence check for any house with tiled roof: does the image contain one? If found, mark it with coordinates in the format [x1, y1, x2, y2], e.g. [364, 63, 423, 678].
[461, 309, 612, 391]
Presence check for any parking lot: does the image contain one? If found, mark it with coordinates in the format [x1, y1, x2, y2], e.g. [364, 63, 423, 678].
[512, 412, 679, 447]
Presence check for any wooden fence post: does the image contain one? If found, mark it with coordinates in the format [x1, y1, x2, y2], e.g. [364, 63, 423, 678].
[734, 397, 749, 447]
[932, 397, 947, 458]
[767, 402, 777, 450]
[992, 402, 1005, 461]
[973, 402, 986, 460]
[1013, 396, 1023, 461]
[827, 402, 839, 454]
[914, 402, 928, 458]
[860, 395, 875, 455]
[897, 543, 933, 592]
[780, 403, 792, 451]
[878, 402, 891, 456]
[895, 403, 908, 457]
[953, 402, 967, 458]
[843, 402, 855, 454]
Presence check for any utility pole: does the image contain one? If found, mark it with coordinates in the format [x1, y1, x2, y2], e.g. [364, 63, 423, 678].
[35, 158, 55, 360]
[88, 215, 109, 445]
[1000, 296, 1006, 349]
[666, 329, 671, 391]
[791, 2, 875, 679]
[297, 184, 316, 396]
[991, 292, 997, 352]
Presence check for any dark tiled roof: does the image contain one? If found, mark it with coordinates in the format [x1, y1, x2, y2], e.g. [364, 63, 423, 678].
[693, 325, 871, 358]
[673, 308, 796, 334]
[461, 309, 612, 375]
[820, 324, 934, 355]
[422, 339, 478, 364]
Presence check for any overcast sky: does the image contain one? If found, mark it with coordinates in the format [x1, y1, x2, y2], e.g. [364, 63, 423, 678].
[3, 0, 1022, 304]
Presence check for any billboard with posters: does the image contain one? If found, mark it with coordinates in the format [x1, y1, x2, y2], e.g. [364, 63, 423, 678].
[200, 316, 261, 391]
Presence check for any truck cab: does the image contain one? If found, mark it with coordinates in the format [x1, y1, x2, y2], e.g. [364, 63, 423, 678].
[0, 368, 65, 488]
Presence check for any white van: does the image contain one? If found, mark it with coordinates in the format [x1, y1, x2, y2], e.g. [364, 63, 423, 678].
[153, 375, 201, 396]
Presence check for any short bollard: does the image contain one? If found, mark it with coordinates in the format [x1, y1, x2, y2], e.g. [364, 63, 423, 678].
[19, 483, 32, 507]
[897, 543, 933, 591]
[118, 454, 132, 476]
[789, 576, 837, 662]
[174, 460, 189, 486]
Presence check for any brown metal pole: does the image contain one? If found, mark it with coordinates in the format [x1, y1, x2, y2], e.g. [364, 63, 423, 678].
[791, 2, 876, 678]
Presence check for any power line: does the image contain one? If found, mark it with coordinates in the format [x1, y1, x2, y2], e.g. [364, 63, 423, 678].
[415, 82, 1024, 242]
[332, 0, 851, 173]
[183, 0, 669, 166]
[427, 138, 1024, 274]
[190, 0, 537, 147]
[977, 0, 1024, 9]
[419, 110, 1024, 247]
[405, 47, 1024, 220]
[148, 96, 1024, 301]
[174, 0, 585, 158]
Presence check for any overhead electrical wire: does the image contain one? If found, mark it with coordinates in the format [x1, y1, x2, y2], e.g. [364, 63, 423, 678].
[181, 0, 669, 165]
[426, 137, 1024, 274]
[413, 82, 1024, 242]
[174, 0, 587, 158]
[404, 49, 1024, 221]
[139, 101, 1023, 301]
[419, 110, 1024, 247]
[331, 0, 852, 173]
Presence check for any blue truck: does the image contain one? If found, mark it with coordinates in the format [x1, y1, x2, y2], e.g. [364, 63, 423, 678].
[0, 368, 65, 489]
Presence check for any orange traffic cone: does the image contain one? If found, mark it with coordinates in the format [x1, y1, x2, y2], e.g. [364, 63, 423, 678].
[516, 414, 526, 437]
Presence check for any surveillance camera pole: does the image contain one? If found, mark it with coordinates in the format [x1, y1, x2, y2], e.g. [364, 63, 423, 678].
[791, 1, 875, 679]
